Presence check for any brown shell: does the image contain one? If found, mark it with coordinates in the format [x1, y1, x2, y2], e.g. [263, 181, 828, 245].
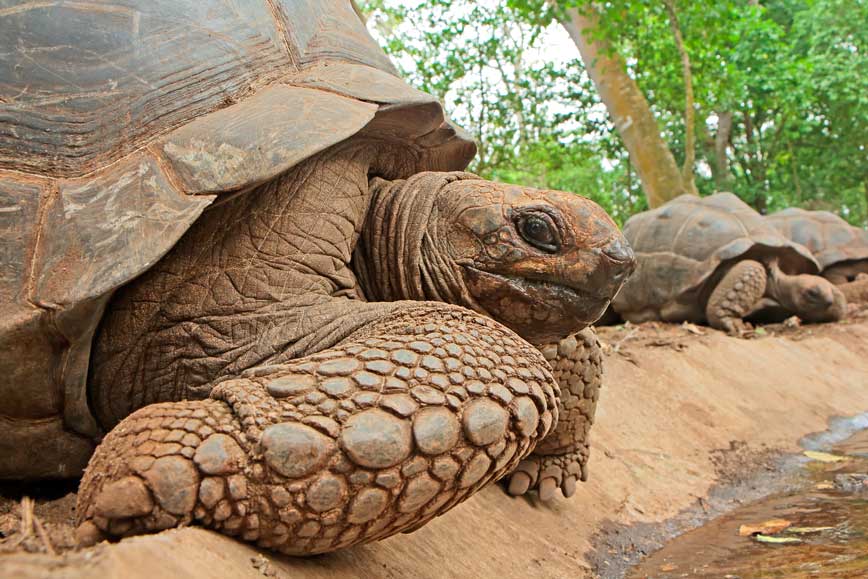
[612, 193, 818, 319]
[767, 208, 868, 270]
[0, 0, 475, 445]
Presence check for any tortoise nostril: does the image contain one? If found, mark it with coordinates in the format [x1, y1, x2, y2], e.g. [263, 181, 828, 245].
[602, 238, 635, 265]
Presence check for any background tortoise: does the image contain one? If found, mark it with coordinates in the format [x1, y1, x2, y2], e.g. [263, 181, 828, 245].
[767, 208, 868, 284]
[612, 193, 845, 333]
[0, 0, 633, 555]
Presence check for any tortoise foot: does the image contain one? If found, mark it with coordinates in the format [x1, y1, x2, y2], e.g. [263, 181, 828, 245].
[504, 449, 585, 501]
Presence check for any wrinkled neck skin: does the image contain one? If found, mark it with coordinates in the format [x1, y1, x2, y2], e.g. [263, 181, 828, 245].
[90, 142, 404, 427]
[354, 174, 476, 311]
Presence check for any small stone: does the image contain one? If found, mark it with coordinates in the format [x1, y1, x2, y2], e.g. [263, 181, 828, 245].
[459, 453, 492, 488]
[260, 423, 336, 479]
[462, 399, 509, 446]
[347, 487, 389, 524]
[341, 409, 412, 469]
[193, 434, 245, 475]
[94, 476, 154, 519]
[142, 456, 199, 515]
[306, 474, 347, 513]
[266, 374, 317, 398]
[398, 474, 440, 513]
[413, 407, 460, 455]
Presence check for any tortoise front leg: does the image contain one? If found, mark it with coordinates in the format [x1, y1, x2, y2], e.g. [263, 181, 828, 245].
[76, 304, 558, 555]
[705, 260, 767, 334]
[505, 328, 601, 500]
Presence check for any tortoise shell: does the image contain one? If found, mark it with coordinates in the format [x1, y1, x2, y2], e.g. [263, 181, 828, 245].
[0, 0, 475, 477]
[766, 208, 868, 270]
[612, 193, 818, 321]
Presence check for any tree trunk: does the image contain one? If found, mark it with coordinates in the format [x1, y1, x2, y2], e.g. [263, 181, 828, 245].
[714, 111, 734, 189]
[663, 0, 698, 196]
[555, 2, 688, 208]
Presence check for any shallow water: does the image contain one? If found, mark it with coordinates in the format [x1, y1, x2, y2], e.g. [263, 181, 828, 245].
[628, 427, 868, 579]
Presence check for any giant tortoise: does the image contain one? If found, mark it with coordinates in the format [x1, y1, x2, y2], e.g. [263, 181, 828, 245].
[0, 0, 634, 555]
[767, 208, 868, 284]
[612, 193, 845, 333]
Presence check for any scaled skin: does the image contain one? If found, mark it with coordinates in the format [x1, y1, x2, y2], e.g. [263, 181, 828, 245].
[79, 142, 633, 553]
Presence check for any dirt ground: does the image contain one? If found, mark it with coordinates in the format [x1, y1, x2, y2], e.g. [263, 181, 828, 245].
[2, 308, 868, 578]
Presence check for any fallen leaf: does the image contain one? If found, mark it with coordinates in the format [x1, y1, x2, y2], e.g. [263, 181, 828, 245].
[753, 534, 802, 544]
[659, 563, 677, 572]
[782, 316, 802, 329]
[786, 526, 834, 534]
[815, 481, 835, 490]
[739, 518, 792, 536]
[753, 327, 768, 336]
[681, 322, 705, 335]
[804, 450, 849, 463]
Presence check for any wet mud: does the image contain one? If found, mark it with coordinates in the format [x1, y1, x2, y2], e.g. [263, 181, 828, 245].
[615, 415, 868, 579]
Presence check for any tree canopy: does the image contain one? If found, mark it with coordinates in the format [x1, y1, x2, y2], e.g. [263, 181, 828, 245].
[361, 0, 867, 226]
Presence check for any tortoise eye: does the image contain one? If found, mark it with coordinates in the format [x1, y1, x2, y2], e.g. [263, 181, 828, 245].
[517, 213, 560, 253]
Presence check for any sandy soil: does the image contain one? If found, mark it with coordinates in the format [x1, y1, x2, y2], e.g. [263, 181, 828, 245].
[2, 311, 868, 578]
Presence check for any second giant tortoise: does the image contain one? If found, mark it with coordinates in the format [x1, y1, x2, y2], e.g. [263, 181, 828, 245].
[767, 208, 868, 283]
[612, 193, 846, 333]
[0, 0, 634, 556]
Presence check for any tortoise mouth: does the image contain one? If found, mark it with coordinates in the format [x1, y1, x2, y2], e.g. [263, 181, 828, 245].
[462, 266, 611, 342]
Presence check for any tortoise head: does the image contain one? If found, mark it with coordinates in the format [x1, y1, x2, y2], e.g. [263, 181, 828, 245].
[770, 264, 847, 323]
[356, 172, 634, 344]
[438, 178, 634, 343]
[786, 275, 847, 323]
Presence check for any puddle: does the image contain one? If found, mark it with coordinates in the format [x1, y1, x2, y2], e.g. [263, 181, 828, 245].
[627, 420, 868, 579]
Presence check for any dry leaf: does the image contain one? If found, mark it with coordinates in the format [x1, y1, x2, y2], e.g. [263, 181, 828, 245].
[753, 534, 802, 544]
[804, 450, 849, 463]
[659, 563, 677, 572]
[681, 322, 704, 335]
[815, 480, 835, 490]
[786, 526, 834, 534]
[738, 518, 792, 536]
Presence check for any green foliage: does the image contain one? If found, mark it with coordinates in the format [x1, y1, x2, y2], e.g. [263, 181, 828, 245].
[362, 0, 867, 226]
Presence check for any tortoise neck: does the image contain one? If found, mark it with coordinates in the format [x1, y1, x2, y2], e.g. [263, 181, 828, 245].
[764, 261, 801, 310]
[354, 173, 467, 306]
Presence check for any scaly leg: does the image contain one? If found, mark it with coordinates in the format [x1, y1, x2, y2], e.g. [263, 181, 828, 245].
[705, 260, 767, 334]
[76, 304, 559, 555]
[505, 328, 601, 500]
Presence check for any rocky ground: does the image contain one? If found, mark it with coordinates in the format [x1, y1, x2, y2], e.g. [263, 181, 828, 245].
[2, 305, 867, 578]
